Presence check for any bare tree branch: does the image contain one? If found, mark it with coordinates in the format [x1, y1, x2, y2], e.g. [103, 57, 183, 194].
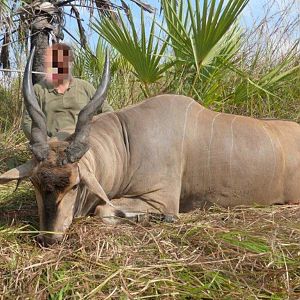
[71, 5, 87, 47]
[129, 0, 155, 13]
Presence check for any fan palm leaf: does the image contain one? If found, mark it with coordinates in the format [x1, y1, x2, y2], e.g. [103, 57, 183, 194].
[93, 8, 173, 95]
[161, 0, 249, 72]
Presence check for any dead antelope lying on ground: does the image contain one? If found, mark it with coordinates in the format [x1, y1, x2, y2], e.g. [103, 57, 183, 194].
[0, 49, 300, 246]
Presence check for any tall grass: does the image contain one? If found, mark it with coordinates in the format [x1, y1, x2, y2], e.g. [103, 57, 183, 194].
[0, 76, 23, 131]
[0, 73, 28, 173]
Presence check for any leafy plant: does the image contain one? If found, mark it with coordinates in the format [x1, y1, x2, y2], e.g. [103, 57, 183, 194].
[93, 9, 172, 96]
[160, 0, 248, 71]
[158, 0, 299, 111]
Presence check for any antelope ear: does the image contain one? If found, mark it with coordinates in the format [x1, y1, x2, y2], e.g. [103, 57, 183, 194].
[78, 163, 114, 207]
[0, 160, 35, 184]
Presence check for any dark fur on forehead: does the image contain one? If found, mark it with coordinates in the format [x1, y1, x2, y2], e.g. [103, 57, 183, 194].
[37, 167, 71, 192]
[36, 141, 73, 192]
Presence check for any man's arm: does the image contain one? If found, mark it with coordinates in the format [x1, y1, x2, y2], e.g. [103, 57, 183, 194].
[21, 84, 43, 140]
[84, 80, 114, 113]
[21, 108, 32, 140]
[100, 99, 114, 113]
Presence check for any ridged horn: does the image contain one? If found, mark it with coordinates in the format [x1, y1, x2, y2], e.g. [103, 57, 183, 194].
[23, 46, 49, 161]
[65, 50, 110, 163]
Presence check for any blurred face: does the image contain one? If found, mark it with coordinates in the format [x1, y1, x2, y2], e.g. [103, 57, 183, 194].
[44, 47, 73, 86]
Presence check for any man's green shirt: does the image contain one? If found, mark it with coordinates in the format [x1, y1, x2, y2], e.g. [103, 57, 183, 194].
[22, 78, 113, 139]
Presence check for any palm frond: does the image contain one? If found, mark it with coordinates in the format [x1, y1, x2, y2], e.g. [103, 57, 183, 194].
[161, 0, 249, 71]
[92, 8, 172, 95]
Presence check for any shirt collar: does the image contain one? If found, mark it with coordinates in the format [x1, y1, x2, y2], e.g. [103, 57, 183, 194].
[68, 78, 76, 89]
[45, 78, 76, 93]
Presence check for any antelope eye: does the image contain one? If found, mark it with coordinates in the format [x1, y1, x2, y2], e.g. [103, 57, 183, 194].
[72, 184, 79, 191]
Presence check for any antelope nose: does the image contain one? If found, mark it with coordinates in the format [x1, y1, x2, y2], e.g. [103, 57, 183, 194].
[35, 234, 45, 245]
[35, 234, 63, 247]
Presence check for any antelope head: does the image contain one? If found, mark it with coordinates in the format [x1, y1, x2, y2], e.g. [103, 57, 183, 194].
[0, 47, 116, 246]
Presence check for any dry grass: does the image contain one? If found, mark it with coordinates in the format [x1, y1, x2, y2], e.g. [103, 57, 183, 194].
[1, 179, 300, 299]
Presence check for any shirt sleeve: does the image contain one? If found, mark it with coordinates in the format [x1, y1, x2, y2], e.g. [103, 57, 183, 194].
[84, 80, 114, 113]
[21, 84, 42, 140]
[100, 99, 114, 113]
[21, 107, 32, 140]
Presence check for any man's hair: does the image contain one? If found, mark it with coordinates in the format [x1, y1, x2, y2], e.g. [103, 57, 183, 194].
[50, 43, 74, 63]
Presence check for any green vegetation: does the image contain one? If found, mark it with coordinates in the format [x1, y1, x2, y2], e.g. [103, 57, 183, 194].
[82, 0, 299, 119]
[0, 0, 299, 298]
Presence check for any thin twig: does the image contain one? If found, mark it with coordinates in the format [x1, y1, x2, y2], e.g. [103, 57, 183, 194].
[0, 69, 46, 74]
